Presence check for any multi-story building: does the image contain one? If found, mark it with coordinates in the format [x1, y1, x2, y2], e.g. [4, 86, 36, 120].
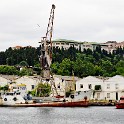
[53, 39, 124, 53]
[76, 76, 104, 100]
[52, 39, 81, 50]
[100, 41, 117, 53]
[52, 39, 98, 52]
[53, 75, 80, 96]
[81, 42, 98, 51]
[11, 39, 124, 54]
[76, 75, 124, 101]
[115, 41, 124, 48]
[103, 75, 124, 101]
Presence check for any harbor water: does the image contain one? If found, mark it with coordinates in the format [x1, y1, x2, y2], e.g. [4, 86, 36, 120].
[0, 106, 124, 124]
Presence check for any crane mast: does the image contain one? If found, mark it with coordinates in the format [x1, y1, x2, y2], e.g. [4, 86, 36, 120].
[40, 4, 55, 80]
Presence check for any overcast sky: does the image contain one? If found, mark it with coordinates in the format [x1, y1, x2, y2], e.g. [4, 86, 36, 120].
[0, 0, 124, 51]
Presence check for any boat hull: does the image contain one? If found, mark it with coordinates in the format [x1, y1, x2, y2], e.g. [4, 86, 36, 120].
[0, 100, 89, 107]
[116, 103, 124, 109]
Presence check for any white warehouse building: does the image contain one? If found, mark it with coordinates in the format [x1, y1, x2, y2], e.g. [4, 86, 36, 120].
[76, 76, 104, 100]
[76, 75, 124, 101]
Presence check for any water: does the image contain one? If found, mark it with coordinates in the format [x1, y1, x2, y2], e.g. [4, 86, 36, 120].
[0, 106, 124, 124]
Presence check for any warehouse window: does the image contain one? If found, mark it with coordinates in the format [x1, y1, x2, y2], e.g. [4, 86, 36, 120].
[88, 84, 92, 89]
[107, 84, 110, 89]
[107, 93, 110, 98]
[80, 84, 83, 88]
[97, 93, 100, 99]
[31, 85, 35, 90]
[115, 84, 119, 89]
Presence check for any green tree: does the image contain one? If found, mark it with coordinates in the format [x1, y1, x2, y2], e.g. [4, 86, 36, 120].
[57, 58, 73, 76]
[115, 60, 124, 75]
[36, 83, 51, 97]
[19, 61, 29, 67]
[0, 65, 19, 75]
[101, 60, 114, 75]
[51, 62, 60, 74]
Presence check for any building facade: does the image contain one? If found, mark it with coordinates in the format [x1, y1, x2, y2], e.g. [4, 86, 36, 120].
[76, 75, 124, 101]
[104, 75, 124, 101]
[52, 39, 124, 53]
[76, 76, 104, 100]
[15, 76, 40, 91]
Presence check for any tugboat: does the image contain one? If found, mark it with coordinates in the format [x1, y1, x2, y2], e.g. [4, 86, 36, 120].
[116, 96, 124, 109]
[0, 89, 92, 107]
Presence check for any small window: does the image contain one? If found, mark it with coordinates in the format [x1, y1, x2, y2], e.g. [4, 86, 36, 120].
[58, 85, 60, 89]
[31, 85, 35, 90]
[95, 85, 101, 90]
[115, 84, 119, 89]
[75, 44, 78, 46]
[97, 93, 100, 99]
[88, 84, 92, 89]
[62, 79, 64, 82]
[120, 97, 124, 100]
[107, 84, 110, 89]
[107, 93, 110, 98]
[61, 43, 64, 45]
[80, 84, 83, 88]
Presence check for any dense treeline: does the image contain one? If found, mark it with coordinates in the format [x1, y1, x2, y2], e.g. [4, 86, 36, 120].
[0, 46, 124, 77]
[52, 46, 124, 77]
[0, 47, 40, 76]
[0, 47, 40, 66]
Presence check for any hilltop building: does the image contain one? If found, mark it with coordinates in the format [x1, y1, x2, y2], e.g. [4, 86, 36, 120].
[11, 45, 34, 50]
[11, 39, 124, 53]
[52, 39, 98, 52]
[52, 39, 124, 53]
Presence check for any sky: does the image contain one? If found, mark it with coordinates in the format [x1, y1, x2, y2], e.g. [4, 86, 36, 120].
[0, 0, 124, 51]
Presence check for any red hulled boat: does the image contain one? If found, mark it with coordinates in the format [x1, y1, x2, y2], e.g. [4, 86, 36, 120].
[0, 100, 89, 107]
[116, 96, 124, 109]
[0, 90, 93, 107]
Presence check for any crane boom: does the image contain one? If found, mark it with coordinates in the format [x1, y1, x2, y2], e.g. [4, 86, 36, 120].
[40, 4, 55, 80]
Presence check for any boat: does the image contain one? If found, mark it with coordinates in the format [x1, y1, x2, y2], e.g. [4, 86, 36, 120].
[0, 89, 92, 107]
[0, 100, 89, 107]
[116, 96, 124, 109]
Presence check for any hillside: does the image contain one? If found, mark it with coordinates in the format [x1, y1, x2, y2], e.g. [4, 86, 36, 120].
[0, 46, 124, 77]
